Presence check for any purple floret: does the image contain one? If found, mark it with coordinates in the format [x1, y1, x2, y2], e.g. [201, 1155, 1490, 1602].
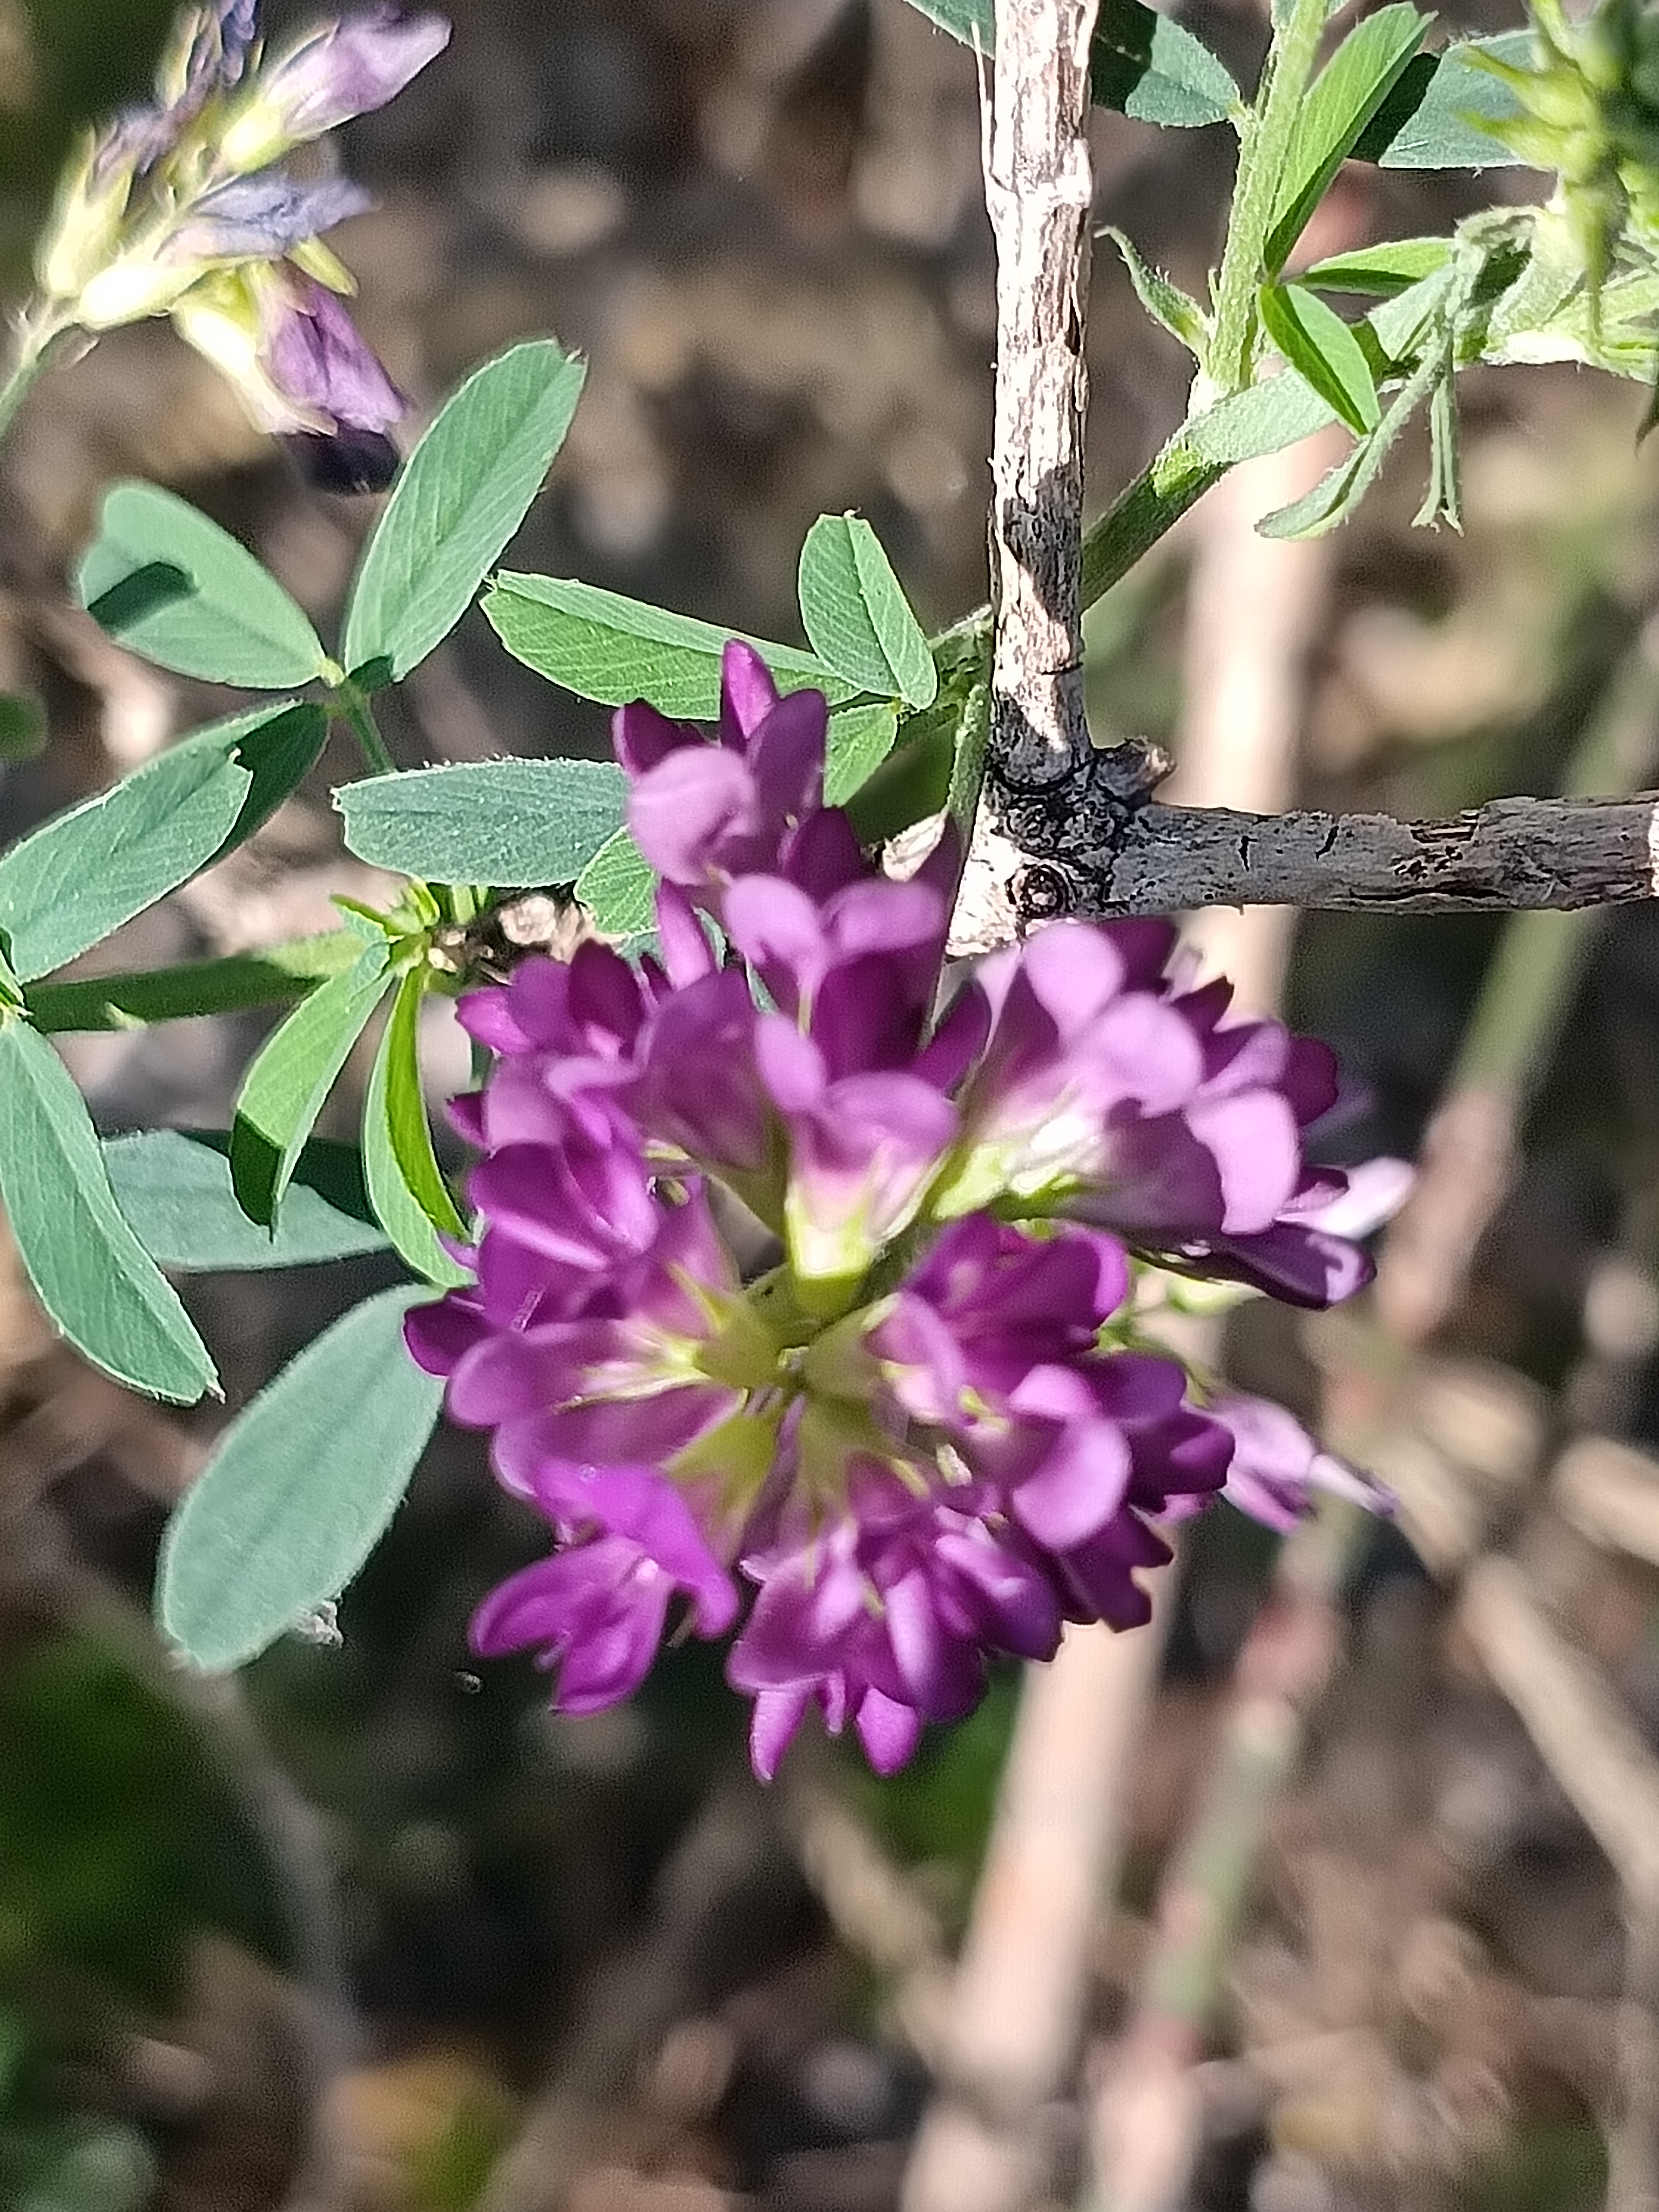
[408, 639, 1398, 1777]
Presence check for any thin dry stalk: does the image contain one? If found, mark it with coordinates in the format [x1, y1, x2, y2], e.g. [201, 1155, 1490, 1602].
[903, 1599, 1171, 2212]
[1076, 434, 1341, 2212]
[900, 8, 1102, 2207]
[1375, 647, 1659, 1342]
[1083, 1514, 1350, 2212]
[983, 0, 1096, 792]
[1457, 1556, 1659, 1911]
[1165, 435, 1346, 1011]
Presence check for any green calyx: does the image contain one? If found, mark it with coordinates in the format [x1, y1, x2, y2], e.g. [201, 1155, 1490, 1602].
[1475, 0, 1659, 322]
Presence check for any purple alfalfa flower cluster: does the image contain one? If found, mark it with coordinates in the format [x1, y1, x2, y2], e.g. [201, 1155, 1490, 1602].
[409, 646, 1398, 1780]
[34, 1, 448, 488]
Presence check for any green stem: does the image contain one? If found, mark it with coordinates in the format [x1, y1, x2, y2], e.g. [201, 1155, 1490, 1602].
[1208, 0, 1330, 394]
[27, 930, 361, 1033]
[945, 672, 992, 841]
[1080, 438, 1227, 612]
[334, 680, 396, 778]
[0, 316, 77, 444]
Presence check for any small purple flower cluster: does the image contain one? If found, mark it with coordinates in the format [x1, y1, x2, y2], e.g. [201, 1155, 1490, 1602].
[37, 2, 447, 485]
[410, 645, 1391, 1778]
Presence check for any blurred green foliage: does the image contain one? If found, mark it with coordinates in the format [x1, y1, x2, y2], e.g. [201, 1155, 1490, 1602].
[0, 1626, 285, 2209]
[0, 2, 174, 269]
[0, 1628, 283, 2005]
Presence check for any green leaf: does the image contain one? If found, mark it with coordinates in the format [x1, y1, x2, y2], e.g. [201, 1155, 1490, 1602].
[0, 730, 252, 982]
[103, 1129, 392, 1269]
[377, 967, 466, 1239]
[77, 483, 330, 688]
[0, 1019, 217, 1402]
[487, 574, 850, 715]
[1183, 370, 1338, 466]
[798, 516, 938, 709]
[363, 972, 471, 1288]
[342, 339, 588, 685]
[1103, 227, 1209, 359]
[1268, 6, 1431, 272]
[1299, 237, 1454, 295]
[1090, 0, 1240, 126]
[897, 0, 990, 36]
[1415, 370, 1462, 529]
[898, 0, 1238, 125]
[575, 826, 656, 939]
[1259, 283, 1381, 434]
[1352, 31, 1536, 170]
[1257, 347, 1440, 538]
[841, 702, 957, 845]
[825, 702, 900, 806]
[230, 933, 394, 1226]
[157, 1286, 444, 1669]
[169, 699, 332, 859]
[1366, 262, 1458, 365]
[335, 755, 628, 887]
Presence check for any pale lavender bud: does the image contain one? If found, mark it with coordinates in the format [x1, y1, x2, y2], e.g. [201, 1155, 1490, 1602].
[170, 264, 403, 448]
[171, 173, 374, 261]
[219, 8, 451, 174]
[263, 270, 404, 431]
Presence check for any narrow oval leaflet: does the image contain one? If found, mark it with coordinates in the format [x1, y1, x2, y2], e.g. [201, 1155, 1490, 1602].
[158, 1285, 445, 1670]
[230, 933, 395, 1225]
[798, 515, 938, 709]
[0, 738, 252, 982]
[574, 827, 657, 941]
[336, 756, 628, 886]
[1266, 5, 1431, 272]
[361, 967, 471, 1287]
[486, 574, 851, 716]
[342, 338, 588, 683]
[824, 702, 900, 806]
[0, 1020, 218, 1402]
[1260, 282, 1382, 436]
[104, 1129, 392, 1271]
[77, 482, 331, 688]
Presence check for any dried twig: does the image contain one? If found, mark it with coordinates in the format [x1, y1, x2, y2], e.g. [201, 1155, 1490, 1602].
[995, 784, 1659, 922]
[1082, 1513, 1350, 2212]
[1554, 1438, 1659, 1568]
[983, 0, 1096, 792]
[1458, 1556, 1659, 1911]
[901, 6, 1102, 2208]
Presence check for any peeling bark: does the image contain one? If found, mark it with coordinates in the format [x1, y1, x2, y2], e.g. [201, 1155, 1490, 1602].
[990, 773, 1659, 925]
